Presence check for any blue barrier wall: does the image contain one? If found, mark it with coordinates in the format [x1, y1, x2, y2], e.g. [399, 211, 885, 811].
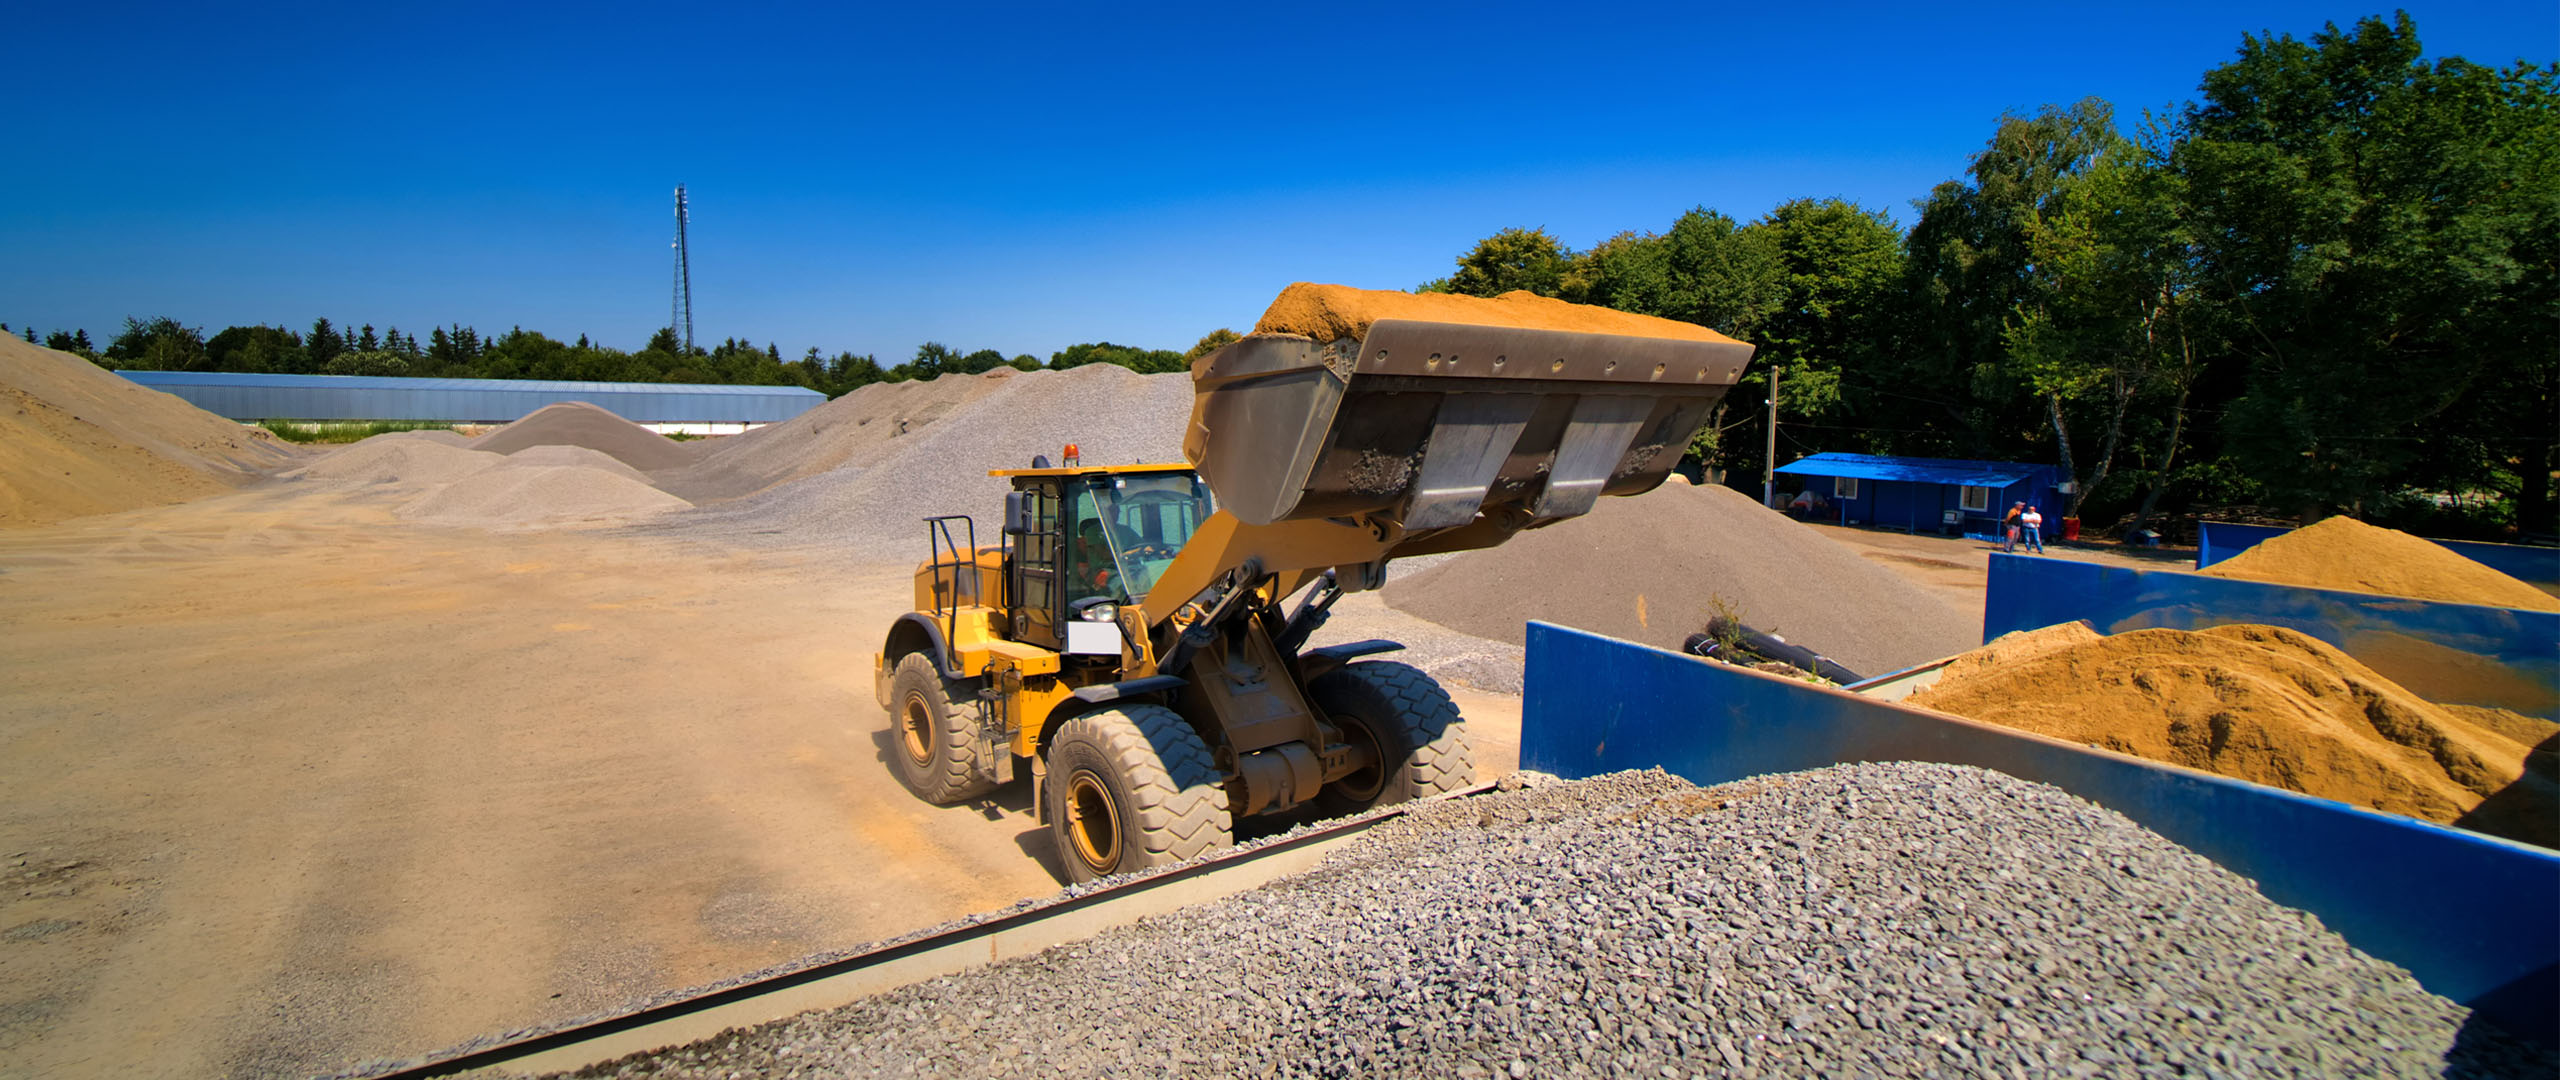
[2198, 520, 2560, 586]
[1520, 621, 2560, 1046]
[1982, 555, 2560, 720]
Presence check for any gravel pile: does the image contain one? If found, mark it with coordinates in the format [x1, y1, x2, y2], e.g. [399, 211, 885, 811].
[655, 371, 1015, 503]
[563, 763, 2548, 1079]
[1310, 588, 1527, 693]
[498, 443, 657, 486]
[397, 463, 690, 530]
[1386, 479, 1981, 679]
[663, 365, 1192, 560]
[281, 439, 504, 487]
[473, 402, 699, 471]
[372, 428, 476, 447]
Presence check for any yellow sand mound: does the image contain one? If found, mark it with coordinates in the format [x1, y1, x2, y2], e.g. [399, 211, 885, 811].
[2203, 516, 2557, 611]
[1908, 622, 2556, 848]
[0, 337, 287, 528]
[1253, 283, 1743, 345]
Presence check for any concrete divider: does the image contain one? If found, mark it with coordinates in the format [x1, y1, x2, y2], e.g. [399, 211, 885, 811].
[2198, 520, 2560, 585]
[1520, 620, 2560, 1047]
[1983, 554, 2560, 720]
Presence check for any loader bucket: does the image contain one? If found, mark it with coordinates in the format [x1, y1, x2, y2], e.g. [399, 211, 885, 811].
[1185, 318, 1754, 534]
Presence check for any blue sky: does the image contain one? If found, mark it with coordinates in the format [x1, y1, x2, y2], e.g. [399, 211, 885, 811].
[4, 1, 2551, 362]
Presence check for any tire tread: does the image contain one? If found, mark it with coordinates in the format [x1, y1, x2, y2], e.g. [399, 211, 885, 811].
[1053, 706, 1233, 874]
[1317, 660, 1477, 806]
[891, 652, 999, 805]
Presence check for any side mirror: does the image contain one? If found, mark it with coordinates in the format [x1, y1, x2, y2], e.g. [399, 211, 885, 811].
[1003, 492, 1028, 535]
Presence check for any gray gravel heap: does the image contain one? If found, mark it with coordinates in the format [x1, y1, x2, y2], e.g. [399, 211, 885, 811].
[659, 365, 1192, 559]
[569, 764, 2550, 1080]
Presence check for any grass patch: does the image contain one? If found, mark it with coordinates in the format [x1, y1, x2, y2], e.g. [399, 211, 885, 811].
[257, 420, 459, 444]
[663, 431, 703, 441]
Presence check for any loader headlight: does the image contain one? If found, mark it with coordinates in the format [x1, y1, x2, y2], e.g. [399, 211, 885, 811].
[1079, 603, 1118, 623]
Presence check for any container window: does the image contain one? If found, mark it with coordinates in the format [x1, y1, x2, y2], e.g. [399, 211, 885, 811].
[1834, 476, 1860, 500]
[1961, 485, 1992, 512]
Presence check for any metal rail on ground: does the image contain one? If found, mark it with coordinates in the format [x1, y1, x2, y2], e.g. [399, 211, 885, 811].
[355, 786, 1489, 1079]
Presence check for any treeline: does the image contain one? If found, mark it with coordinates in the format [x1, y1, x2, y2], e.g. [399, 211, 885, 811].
[1415, 14, 2555, 538]
[14, 16, 2546, 538]
[15, 316, 1238, 403]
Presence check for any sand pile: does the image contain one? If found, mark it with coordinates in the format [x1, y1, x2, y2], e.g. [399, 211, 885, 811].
[471, 402, 696, 471]
[1908, 622, 2558, 848]
[2203, 516, 2559, 611]
[674, 365, 1192, 559]
[374, 428, 475, 447]
[1254, 282, 1745, 344]
[492, 444, 653, 486]
[654, 370, 1013, 502]
[398, 462, 690, 530]
[281, 439, 504, 487]
[0, 337, 290, 527]
[1384, 480, 1979, 677]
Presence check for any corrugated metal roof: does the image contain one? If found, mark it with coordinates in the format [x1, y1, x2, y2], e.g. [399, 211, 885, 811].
[116, 370, 824, 423]
[1773, 452, 2042, 487]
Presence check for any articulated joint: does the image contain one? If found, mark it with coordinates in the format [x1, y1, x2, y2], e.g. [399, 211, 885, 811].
[1235, 742, 1322, 817]
[1068, 675, 1186, 705]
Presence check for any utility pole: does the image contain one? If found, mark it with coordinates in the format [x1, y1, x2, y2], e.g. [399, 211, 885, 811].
[672, 185, 694, 355]
[1762, 365, 1780, 508]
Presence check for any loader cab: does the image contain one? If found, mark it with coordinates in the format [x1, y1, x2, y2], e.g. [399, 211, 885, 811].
[996, 463, 1213, 653]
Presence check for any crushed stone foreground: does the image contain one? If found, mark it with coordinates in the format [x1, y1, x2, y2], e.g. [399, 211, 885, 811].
[560, 763, 2552, 1080]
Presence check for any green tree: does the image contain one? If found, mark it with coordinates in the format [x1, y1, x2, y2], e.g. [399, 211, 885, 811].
[307, 318, 347, 370]
[906, 341, 963, 379]
[1186, 328, 1240, 359]
[206, 324, 308, 374]
[1903, 97, 2121, 475]
[835, 352, 885, 390]
[1574, 209, 1783, 338]
[2175, 14, 2559, 523]
[324, 350, 409, 377]
[1050, 342, 1187, 374]
[2002, 114, 2223, 530]
[105, 316, 209, 371]
[1702, 199, 1906, 480]
[1445, 227, 1575, 297]
[43, 329, 97, 359]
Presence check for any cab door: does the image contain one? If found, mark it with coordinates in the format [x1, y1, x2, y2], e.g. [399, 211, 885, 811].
[1007, 480, 1065, 650]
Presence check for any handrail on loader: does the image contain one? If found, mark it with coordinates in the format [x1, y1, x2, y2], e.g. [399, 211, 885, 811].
[921, 514, 977, 671]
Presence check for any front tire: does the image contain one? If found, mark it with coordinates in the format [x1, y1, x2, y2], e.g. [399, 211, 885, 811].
[888, 652, 999, 805]
[1043, 706, 1233, 883]
[1310, 660, 1476, 816]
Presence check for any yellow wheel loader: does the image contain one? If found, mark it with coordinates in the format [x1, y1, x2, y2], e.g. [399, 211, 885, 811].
[875, 295, 1753, 881]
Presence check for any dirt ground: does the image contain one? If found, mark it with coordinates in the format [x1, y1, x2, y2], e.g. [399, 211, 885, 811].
[0, 485, 1524, 1079]
[1809, 521, 2195, 614]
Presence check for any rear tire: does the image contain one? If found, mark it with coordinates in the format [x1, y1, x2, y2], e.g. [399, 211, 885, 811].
[1043, 706, 1233, 883]
[888, 652, 999, 805]
[1310, 660, 1476, 816]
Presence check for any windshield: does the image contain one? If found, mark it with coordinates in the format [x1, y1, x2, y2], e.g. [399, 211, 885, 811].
[1065, 473, 1213, 602]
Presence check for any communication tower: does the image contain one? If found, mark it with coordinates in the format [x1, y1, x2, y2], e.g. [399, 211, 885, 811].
[672, 185, 694, 354]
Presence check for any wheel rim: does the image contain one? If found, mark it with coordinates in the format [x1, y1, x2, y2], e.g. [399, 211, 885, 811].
[900, 695, 935, 768]
[1063, 770, 1121, 873]
[1331, 714, 1387, 804]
